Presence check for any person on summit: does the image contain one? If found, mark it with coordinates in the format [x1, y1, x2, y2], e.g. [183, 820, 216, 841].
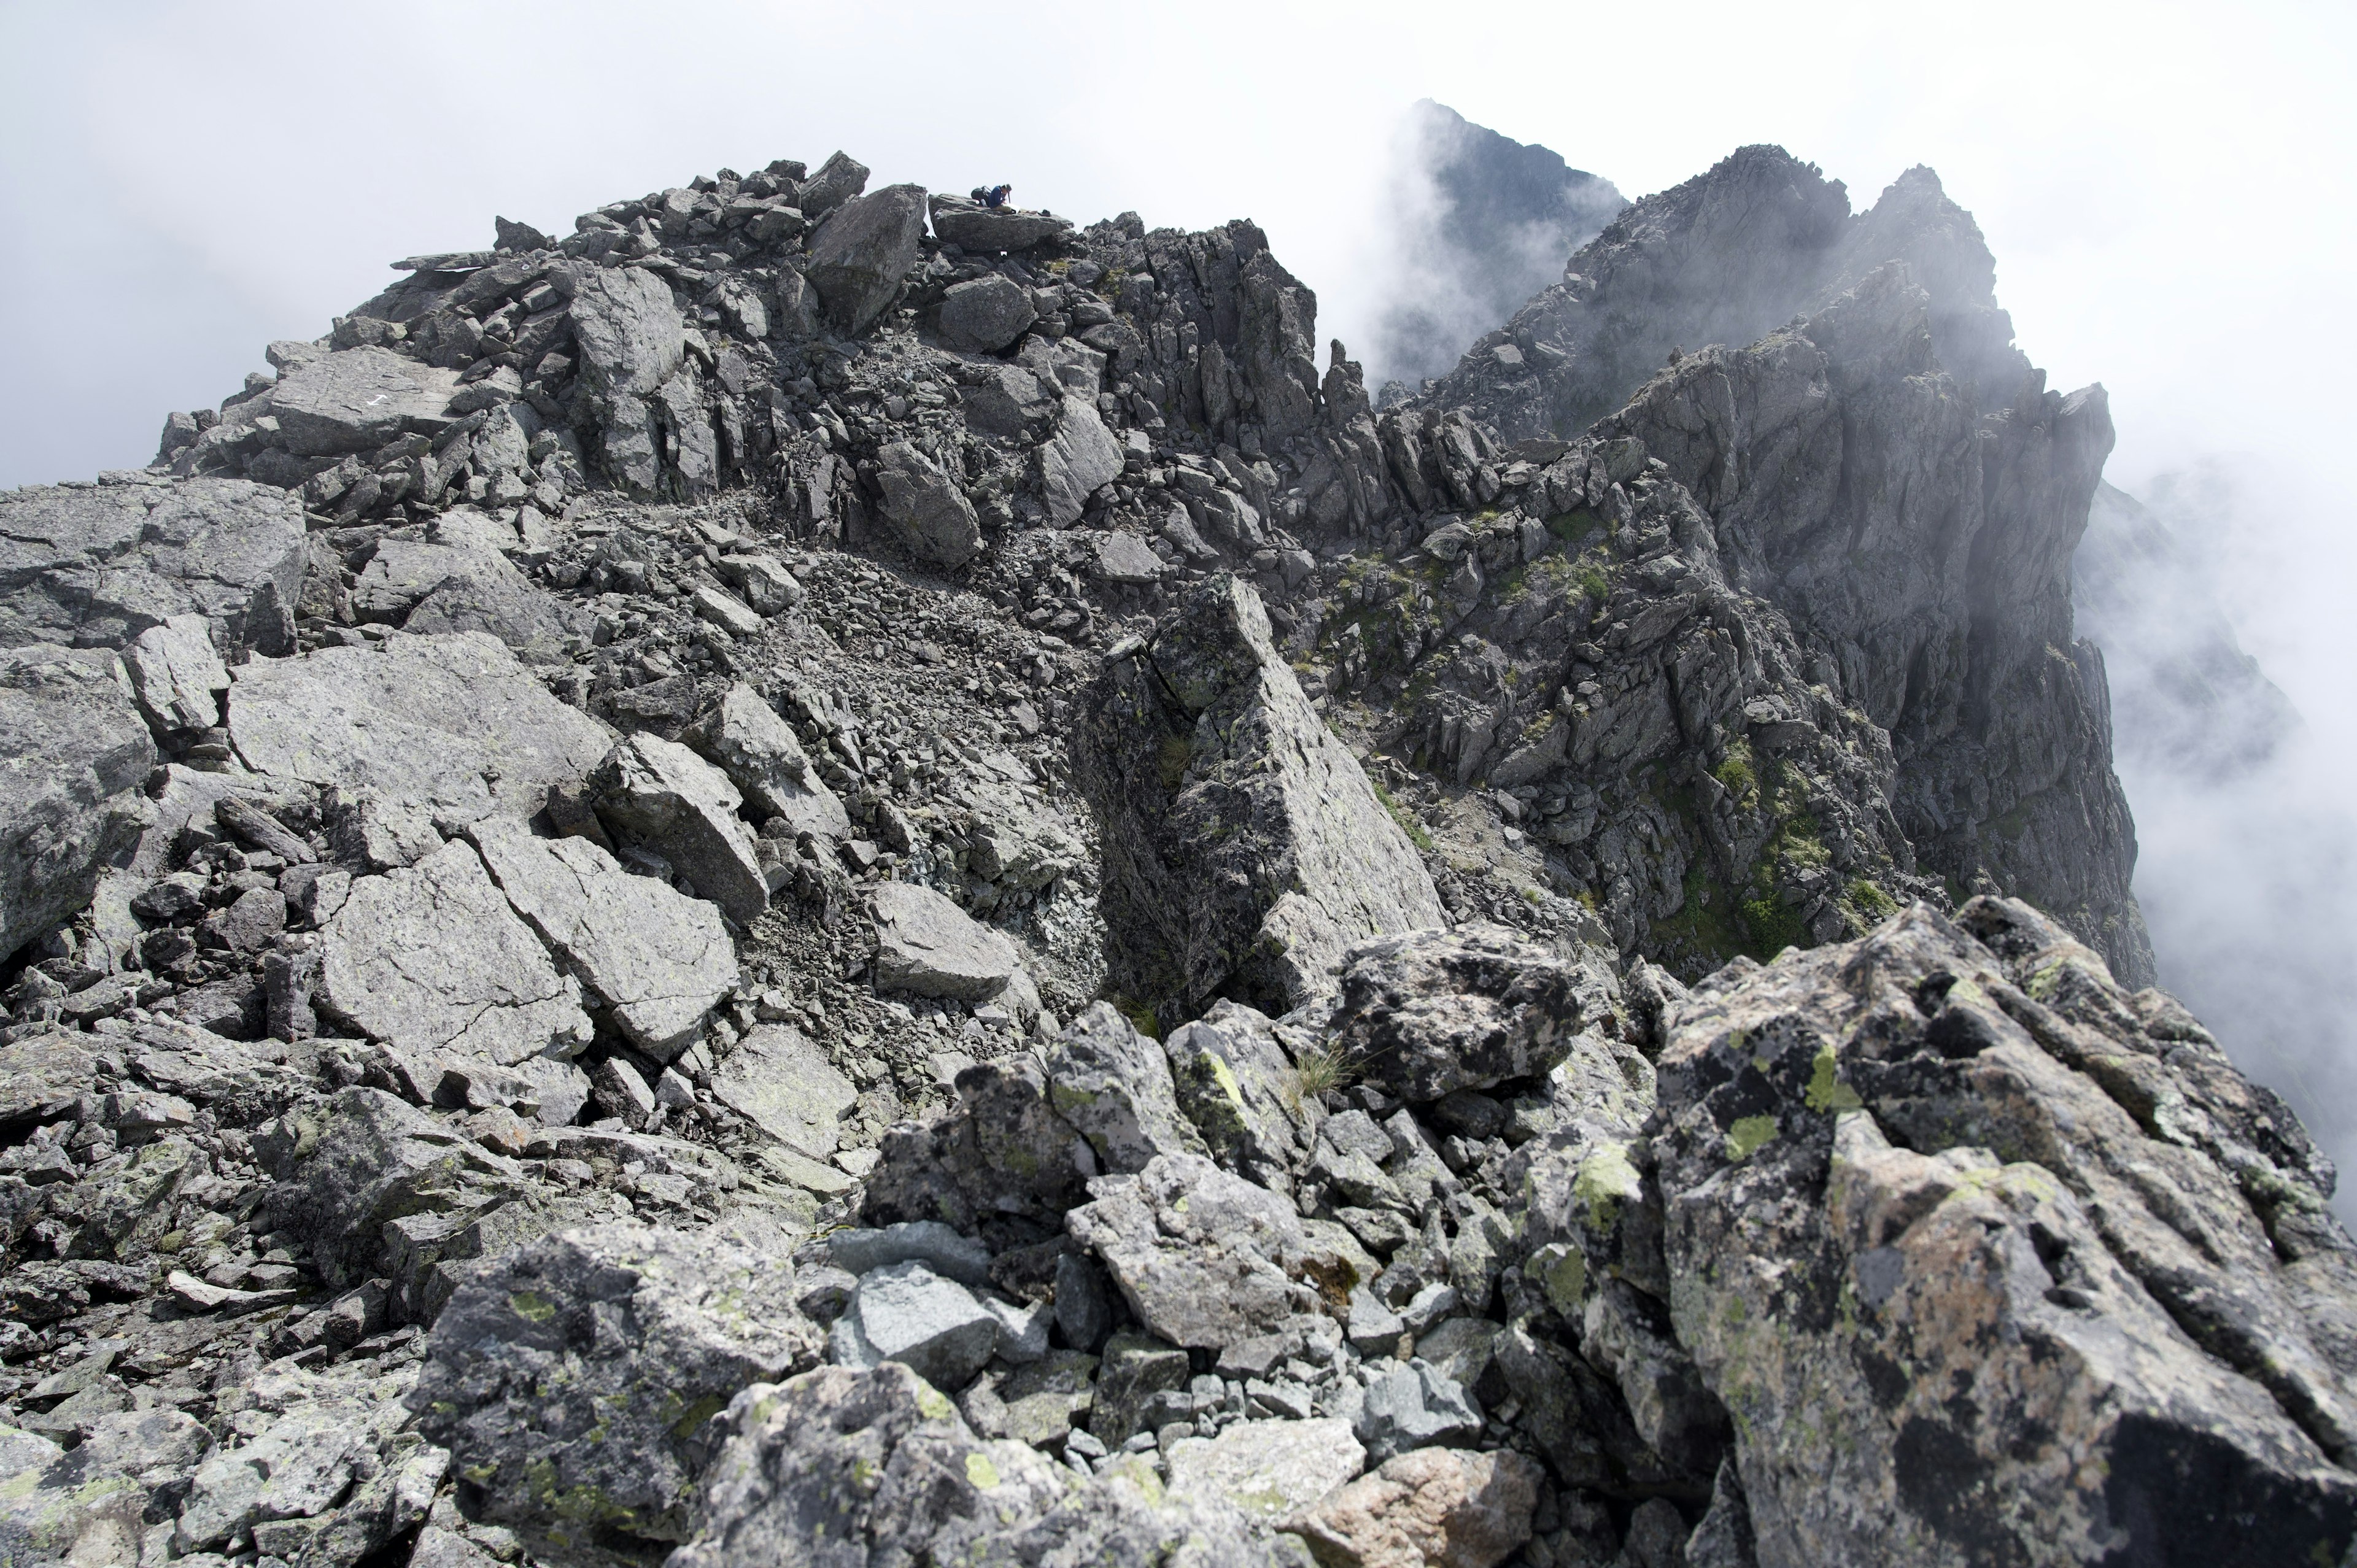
[970, 183, 1013, 209]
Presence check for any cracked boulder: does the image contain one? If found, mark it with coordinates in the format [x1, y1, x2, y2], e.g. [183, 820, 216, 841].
[873, 441, 981, 567]
[1650, 898, 2357, 1564]
[466, 815, 737, 1057]
[1066, 1152, 1322, 1349]
[0, 644, 154, 960]
[591, 733, 768, 925]
[805, 184, 928, 336]
[1331, 922, 1608, 1103]
[686, 682, 848, 843]
[1083, 573, 1446, 1021]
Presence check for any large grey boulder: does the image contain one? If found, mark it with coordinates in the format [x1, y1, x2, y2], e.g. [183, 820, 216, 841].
[1648, 898, 2357, 1565]
[0, 474, 306, 650]
[805, 184, 927, 335]
[268, 346, 462, 455]
[466, 815, 737, 1057]
[927, 193, 1075, 254]
[854, 1053, 1095, 1232]
[673, 1365, 1296, 1568]
[959, 363, 1056, 440]
[1044, 1002, 1204, 1175]
[1066, 1152, 1320, 1349]
[873, 441, 982, 567]
[590, 734, 768, 925]
[226, 631, 613, 825]
[867, 881, 1018, 1001]
[1165, 1417, 1364, 1521]
[1039, 396, 1124, 525]
[563, 263, 686, 496]
[409, 1223, 823, 1553]
[315, 840, 593, 1067]
[827, 1261, 1000, 1391]
[1329, 922, 1598, 1103]
[356, 539, 583, 665]
[1355, 1359, 1483, 1464]
[1279, 1446, 1542, 1568]
[936, 274, 1037, 352]
[123, 613, 230, 735]
[793, 150, 869, 218]
[685, 684, 849, 843]
[0, 644, 153, 961]
[1083, 574, 1446, 1021]
[709, 1024, 856, 1158]
[1162, 1000, 1313, 1187]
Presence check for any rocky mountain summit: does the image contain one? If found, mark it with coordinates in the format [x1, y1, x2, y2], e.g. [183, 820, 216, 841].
[0, 137, 2347, 1567]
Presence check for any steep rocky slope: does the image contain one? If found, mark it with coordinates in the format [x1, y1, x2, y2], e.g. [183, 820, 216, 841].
[0, 141, 2340, 1567]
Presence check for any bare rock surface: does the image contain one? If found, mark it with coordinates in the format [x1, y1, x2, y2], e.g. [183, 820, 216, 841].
[0, 644, 154, 959]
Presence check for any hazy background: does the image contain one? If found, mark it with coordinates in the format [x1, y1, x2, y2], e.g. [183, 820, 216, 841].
[6, 0, 2354, 1183]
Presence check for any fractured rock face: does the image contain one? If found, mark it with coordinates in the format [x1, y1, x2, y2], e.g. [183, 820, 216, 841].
[466, 815, 737, 1057]
[564, 263, 687, 496]
[1648, 898, 2357, 1564]
[226, 631, 613, 825]
[1039, 396, 1124, 526]
[805, 184, 927, 336]
[268, 347, 463, 456]
[935, 272, 1037, 352]
[1331, 922, 1597, 1103]
[708, 1023, 856, 1157]
[685, 682, 849, 844]
[873, 440, 982, 567]
[1066, 1152, 1318, 1348]
[0, 644, 154, 960]
[1085, 573, 1446, 1021]
[591, 733, 768, 925]
[316, 840, 592, 1067]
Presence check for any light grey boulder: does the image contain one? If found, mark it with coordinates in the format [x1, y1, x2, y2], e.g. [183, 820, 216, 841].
[873, 440, 982, 568]
[867, 881, 1018, 1001]
[805, 184, 928, 335]
[0, 644, 154, 961]
[1356, 1359, 1483, 1464]
[1166, 1416, 1366, 1520]
[1039, 396, 1124, 525]
[268, 346, 462, 455]
[685, 684, 849, 844]
[315, 840, 592, 1067]
[708, 1024, 856, 1158]
[827, 1221, 993, 1287]
[793, 150, 869, 218]
[226, 631, 613, 825]
[409, 1222, 823, 1553]
[959, 363, 1056, 439]
[563, 263, 687, 496]
[963, 779, 1083, 890]
[1066, 1152, 1319, 1349]
[717, 553, 804, 615]
[936, 274, 1038, 352]
[590, 733, 768, 925]
[1045, 1002, 1204, 1175]
[1330, 922, 1597, 1103]
[389, 546, 586, 666]
[1095, 530, 1164, 585]
[467, 814, 737, 1057]
[827, 1261, 1000, 1391]
[1162, 999, 1312, 1186]
[123, 613, 229, 735]
[927, 194, 1075, 253]
[1083, 573, 1446, 1021]
[0, 474, 306, 651]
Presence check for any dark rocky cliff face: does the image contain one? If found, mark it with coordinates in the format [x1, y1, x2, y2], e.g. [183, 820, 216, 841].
[0, 137, 2331, 1568]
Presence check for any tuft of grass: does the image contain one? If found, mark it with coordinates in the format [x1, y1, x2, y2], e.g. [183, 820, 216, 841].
[1280, 1038, 1361, 1115]
[1371, 779, 1434, 851]
[1712, 741, 1757, 801]
[1576, 565, 1611, 603]
[1156, 733, 1192, 792]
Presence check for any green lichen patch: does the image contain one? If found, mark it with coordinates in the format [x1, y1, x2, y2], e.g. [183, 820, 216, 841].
[1725, 1114, 1779, 1162]
[1805, 1045, 1863, 1114]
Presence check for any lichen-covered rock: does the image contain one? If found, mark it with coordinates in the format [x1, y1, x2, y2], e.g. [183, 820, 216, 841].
[1166, 1416, 1364, 1521]
[1649, 898, 2357, 1564]
[709, 1023, 855, 1158]
[0, 644, 153, 960]
[1066, 1152, 1320, 1349]
[1329, 922, 1606, 1103]
[1044, 1002, 1204, 1175]
[1084, 574, 1446, 1022]
[408, 1222, 822, 1553]
[1162, 1000, 1315, 1189]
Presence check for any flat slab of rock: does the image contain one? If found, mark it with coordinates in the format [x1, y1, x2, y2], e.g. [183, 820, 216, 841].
[827, 1261, 999, 1392]
[867, 882, 1018, 1001]
[936, 274, 1037, 352]
[1166, 1416, 1365, 1520]
[468, 816, 737, 1057]
[565, 263, 688, 496]
[1040, 397, 1123, 525]
[709, 1024, 855, 1158]
[0, 475, 306, 649]
[269, 346, 462, 456]
[0, 644, 155, 959]
[227, 631, 613, 824]
[686, 684, 848, 843]
[1094, 530, 1165, 585]
[316, 840, 592, 1067]
[873, 441, 981, 567]
[806, 185, 928, 336]
[928, 195, 1075, 253]
[1280, 1446, 1542, 1568]
[123, 613, 230, 734]
[591, 735, 768, 925]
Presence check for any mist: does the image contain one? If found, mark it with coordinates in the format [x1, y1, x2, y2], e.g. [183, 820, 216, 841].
[4, 1, 2354, 1196]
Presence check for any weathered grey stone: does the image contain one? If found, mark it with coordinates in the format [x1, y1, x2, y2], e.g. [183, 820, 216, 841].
[316, 840, 592, 1067]
[0, 644, 153, 960]
[827, 1221, 991, 1287]
[709, 1024, 855, 1158]
[410, 1222, 822, 1551]
[928, 195, 1075, 254]
[591, 1056, 657, 1128]
[227, 631, 613, 825]
[805, 184, 927, 336]
[962, 1350, 1097, 1446]
[1651, 898, 2357, 1565]
[397, 552, 586, 666]
[269, 347, 462, 455]
[1046, 1002, 1204, 1174]
[873, 441, 982, 568]
[1039, 396, 1123, 525]
[959, 363, 1056, 439]
[1357, 1359, 1482, 1464]
[827, 1261, 1000, 1391]
[1162, 1000, 1312, 1187]
[936, 274, 1037, 353]
[868, 881, 1018, 1001]
[685, 683, 848, 843]
[1066, 1153, 1318, 1349]
[124, 613, 228, 735]
[0, 475, 306, 651]
[1329, 922, 1595, 1103]
[468, 815, 737, 1057]
[1280, 1446, 1542, 1568]
[1090, 1331, 1191, 1445]
[1167, 1417, 1364, 1520]
[1094, 530, 1164, 585]
[590, 734, 767, 925]
[794, 151, 869, 218]
[1054, 1251, 1113, 1353]
[717, 554, 803, 616]
[1084, 574, 1446, 1021]
[563, 264, 686, 498]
